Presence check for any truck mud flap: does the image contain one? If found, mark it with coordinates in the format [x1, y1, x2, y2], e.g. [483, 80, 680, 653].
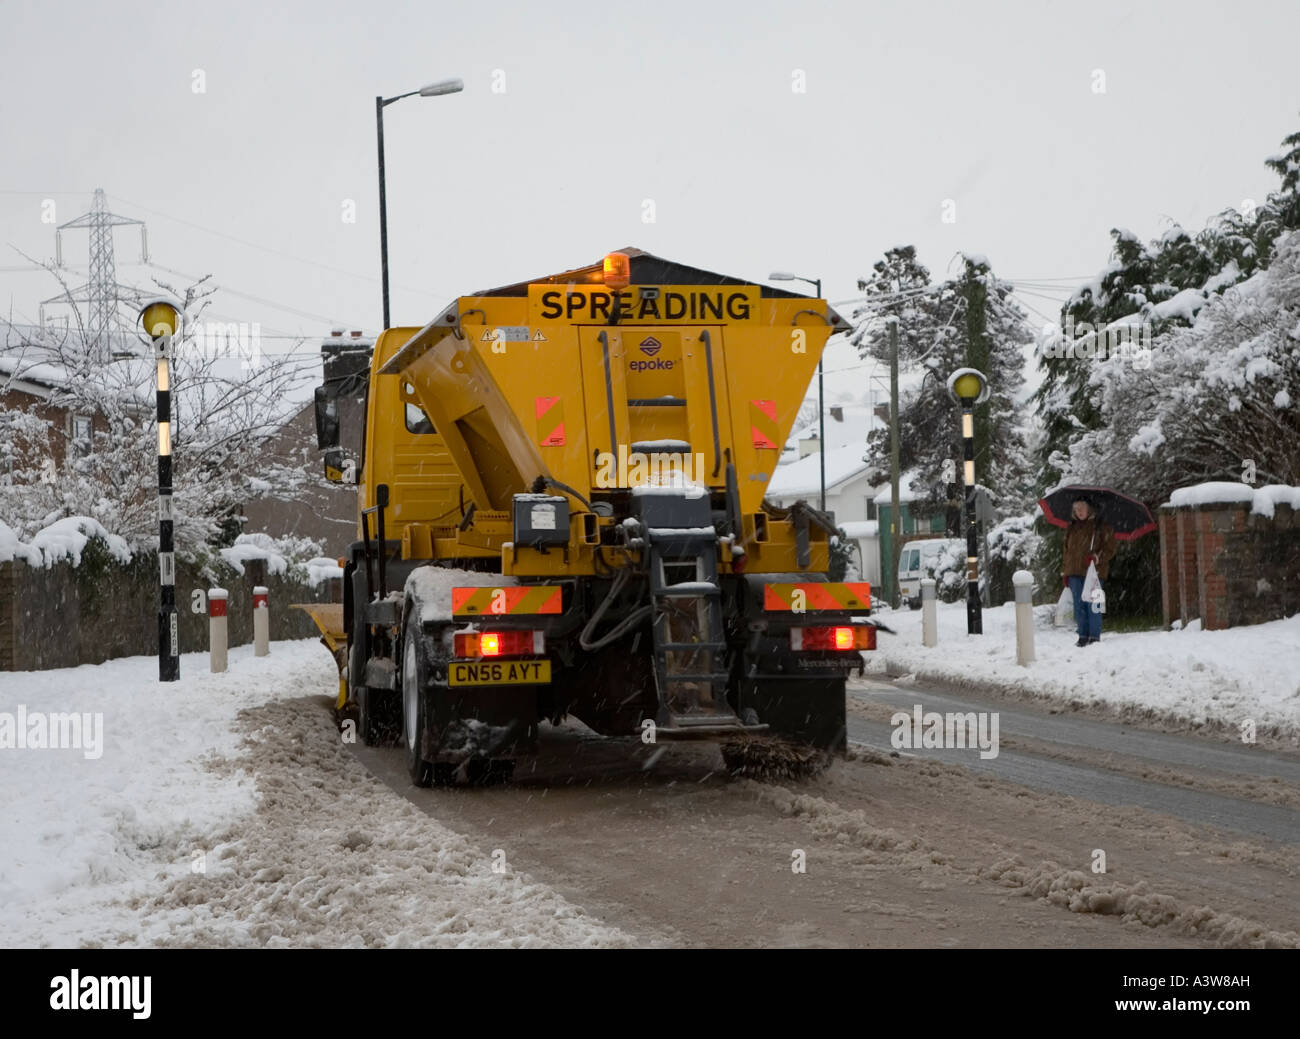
[429, 688, 538, 763]
[736, 676, 847, 753]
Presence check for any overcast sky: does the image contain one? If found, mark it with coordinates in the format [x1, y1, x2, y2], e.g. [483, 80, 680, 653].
[3, 0, 1298, 386]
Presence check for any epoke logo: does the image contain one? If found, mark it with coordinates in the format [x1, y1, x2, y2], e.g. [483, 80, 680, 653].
[630, 335, 674, 371]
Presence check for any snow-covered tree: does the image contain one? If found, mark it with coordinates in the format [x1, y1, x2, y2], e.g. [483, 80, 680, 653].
[851, 245, 945, 366]
[1058, 229, 1300, 503]
[0, 268, 317, 551]
[1034, 117, 1300, 495]
[853, 252, 1033, 518]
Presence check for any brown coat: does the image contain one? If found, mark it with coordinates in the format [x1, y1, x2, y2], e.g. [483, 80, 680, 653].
[1062, 516, 1117, 579]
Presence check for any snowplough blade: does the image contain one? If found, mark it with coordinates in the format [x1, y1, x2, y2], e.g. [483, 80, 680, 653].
[291, 602, 348, 710]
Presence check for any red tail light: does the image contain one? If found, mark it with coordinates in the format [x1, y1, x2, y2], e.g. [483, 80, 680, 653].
[790, 626, 875, 651]
[454, 630, 543, 658]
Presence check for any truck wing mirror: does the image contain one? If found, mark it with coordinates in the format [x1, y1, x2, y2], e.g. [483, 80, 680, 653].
[314, 386, 340, 450]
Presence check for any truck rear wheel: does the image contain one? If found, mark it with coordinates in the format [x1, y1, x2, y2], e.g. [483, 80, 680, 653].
[402, 616, 433, 788]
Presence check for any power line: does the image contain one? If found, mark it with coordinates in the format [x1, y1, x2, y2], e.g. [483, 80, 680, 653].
[146, 262, 365, 329]
[108, 193, 444, 301]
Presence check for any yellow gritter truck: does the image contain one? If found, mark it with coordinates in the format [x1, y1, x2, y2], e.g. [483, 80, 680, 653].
[311, 249, 884, 785]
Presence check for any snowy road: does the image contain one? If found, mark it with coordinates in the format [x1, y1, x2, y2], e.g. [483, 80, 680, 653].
[847, 678, 1300, 846]
[353, 690, 1300, 948]
[5, 640, 1296, 948]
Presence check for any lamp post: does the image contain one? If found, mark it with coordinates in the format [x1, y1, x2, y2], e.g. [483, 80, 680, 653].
[769, 271, 824, 510]
[946, 367, 990, 635]
[376, 77, 463, 330]
[139, 298, 183, 681]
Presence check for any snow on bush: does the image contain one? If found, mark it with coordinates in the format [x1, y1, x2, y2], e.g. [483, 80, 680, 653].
[215, 533, 340, 586]
[0, 516, 130, 568]
[988, 513, 1042, 570]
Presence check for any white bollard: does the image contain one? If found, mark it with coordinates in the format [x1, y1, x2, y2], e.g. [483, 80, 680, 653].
[253, 585, 269, 657]
[208, 587, 228, 673]
[921, 578, 938, 647]
[1013, 569, 1035, 666]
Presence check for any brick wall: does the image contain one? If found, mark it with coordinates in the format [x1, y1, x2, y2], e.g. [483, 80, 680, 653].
[1160, 500, 1300, 630]
[0, 544, 341, 671]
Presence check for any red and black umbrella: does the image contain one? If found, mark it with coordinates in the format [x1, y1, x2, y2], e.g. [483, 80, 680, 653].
[1038, 485, 1156, 541]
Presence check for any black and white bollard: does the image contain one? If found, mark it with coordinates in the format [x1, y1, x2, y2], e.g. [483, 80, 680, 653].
[1013, 569, 1035, 666]
[921, 578, 938, 647]
[208, 588, 228, 673]
[253, 585, 269, 657]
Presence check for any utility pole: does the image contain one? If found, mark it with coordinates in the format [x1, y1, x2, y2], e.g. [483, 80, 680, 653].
[888, 317, 902, 609]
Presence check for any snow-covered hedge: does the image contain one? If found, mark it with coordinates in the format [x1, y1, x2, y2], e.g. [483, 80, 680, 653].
[0, 522, 342, 589]
[214, 533, 342, 587]
[0, 516, 131, 568]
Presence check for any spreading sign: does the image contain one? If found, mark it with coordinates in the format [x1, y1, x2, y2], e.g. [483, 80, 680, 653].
[528, 284, 759, 325]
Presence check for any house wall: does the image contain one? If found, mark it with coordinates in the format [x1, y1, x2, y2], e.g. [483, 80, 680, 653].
[0, 385, 110, 472]
[767, 470, 876, 524]
[239, 401, 358, 556]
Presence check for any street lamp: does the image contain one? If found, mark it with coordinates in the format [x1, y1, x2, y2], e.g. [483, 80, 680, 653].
[769, 271, 825, 511]
[946, 367, 990, 635]
[376, 77, 464, 330]
[138, 297, 184, 681]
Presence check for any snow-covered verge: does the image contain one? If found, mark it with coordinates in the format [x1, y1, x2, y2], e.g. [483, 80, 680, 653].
[0, 641, 629, 947]
[869, 601, 1300, 744]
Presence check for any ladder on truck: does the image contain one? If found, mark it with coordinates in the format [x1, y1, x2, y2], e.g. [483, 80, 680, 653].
[646, 526, 756, 737]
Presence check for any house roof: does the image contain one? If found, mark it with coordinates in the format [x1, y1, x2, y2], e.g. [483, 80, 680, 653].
[872, 470, 924, 505]
[785, 403, 885, 451]
[767, 442, 873, 498]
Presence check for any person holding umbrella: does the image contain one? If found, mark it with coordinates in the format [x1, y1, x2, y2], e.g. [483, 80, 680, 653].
[1039, 486, 1157, 647]
[1061, 498, 1115, 645]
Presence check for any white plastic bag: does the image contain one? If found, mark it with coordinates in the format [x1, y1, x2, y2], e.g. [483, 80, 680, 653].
[1053, 586, 1073, 627]
[1082, 561, 1104, 613]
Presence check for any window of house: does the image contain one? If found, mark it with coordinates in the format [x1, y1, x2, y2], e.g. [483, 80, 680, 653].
[865, 498, 877, 520]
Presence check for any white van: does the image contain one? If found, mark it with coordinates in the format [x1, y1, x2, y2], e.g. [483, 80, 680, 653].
[897, 538, 965, 608]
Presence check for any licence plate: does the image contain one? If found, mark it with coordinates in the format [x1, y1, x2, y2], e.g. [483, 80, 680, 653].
[448, 659, 552, 687]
